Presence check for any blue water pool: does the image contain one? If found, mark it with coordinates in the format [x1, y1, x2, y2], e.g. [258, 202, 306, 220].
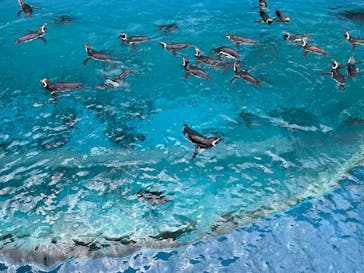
[0, 0, 364, 272]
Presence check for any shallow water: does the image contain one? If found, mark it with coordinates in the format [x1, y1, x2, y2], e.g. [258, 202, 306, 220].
[0, 0, 364, 271]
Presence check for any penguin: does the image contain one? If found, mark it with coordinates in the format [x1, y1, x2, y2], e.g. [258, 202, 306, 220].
[225, 34, 258, 49]
[345, 56, 364, 79]
[256, 10, 275, 24]
[344, 31, 364, 50]
[183, 124, 222, 159]
[284, 32, 312, 43]
[159, 41, 191, 56]
[230, 61, 259, 87]
[16, 23, 46, 44]
[275, 10, 291, 23]
[194, 47, 218, 69]
[214, 46, 240, 60]
[320, 60, 345, 88]
[182, 56, 211, 80]
[301, 38, 328, 57]
[119, 33, 151, 49]
[157, 23, 179, 33]
[83, 43, 113, 65]
[97, 69, 132, 89]
[17, 0, 42, 17]
[40, 78, 83, 101]
[137, 189, 172, 205]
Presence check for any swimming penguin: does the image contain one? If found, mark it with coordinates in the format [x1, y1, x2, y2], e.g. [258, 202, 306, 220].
[344, 31, 364, 50]
[159, 41, 191, 56]
[256, 10, 275, 24]
[182, 56, 211, 80]
[225, 34, 258, 49]
[345, 56, 364, 79]
[97, 69, 132, 89]
[194, 47, 218, 68]
[157, 23, 179, 33]
[275, 10, 291, 23]
[83, 43, 113, 65]
[16, 23, 46, 44]
[320, 60, 345, 88]
[40, 78, 83, 101]
[230, 61, 259, 87]
[17, 0, 42, 17]
[119, 33, 151, 49]
[137, 189, 172, 206]
[214, 46, 240, 60]
[301, 38, 328, 57]
[183, 124, 223, 159]
[284, 32, 312, 43]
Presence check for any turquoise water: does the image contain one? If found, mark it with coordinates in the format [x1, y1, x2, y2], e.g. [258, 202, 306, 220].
[0, 0, 364, 271]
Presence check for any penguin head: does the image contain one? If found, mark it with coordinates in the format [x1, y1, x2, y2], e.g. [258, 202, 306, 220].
[284, 17, 291, 23]
[40, 78, 50, 89]
[182, 56, 189, 67]
[40, 23, 47, 33]
[283, 32, 290, 40]
[302, 38, 308, 47]
[207, 137, 223, 148]
[344, 31, 351, 40]
[331, 60, 340, 70]
[120, 33, 127, 40]
[85, 43, 91, 53]
[159, 41, 167, 48]
[348, 56, 355, 64]
[266, 18, 274, 24]
[225, 34, 232, 40]
[194, 47, 201, 57]
[259, 0, 267, 9]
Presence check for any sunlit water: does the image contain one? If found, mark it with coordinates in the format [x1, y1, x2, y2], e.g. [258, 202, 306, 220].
[0, 0, 364, 271]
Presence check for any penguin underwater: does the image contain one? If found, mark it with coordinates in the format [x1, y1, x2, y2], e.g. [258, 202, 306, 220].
[194, 47, 218, 69]
[230, 61, 259, 87]
[320, 60, 345, 88]
[159, 41, 191, 56]
[301, 38, 328, 57]
[183, 124, 223, 159]
[344, 31, 364, 50]
[225, 34, 258, 49]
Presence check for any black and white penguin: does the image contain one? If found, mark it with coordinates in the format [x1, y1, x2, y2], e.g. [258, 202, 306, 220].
[182, 56, 211, 80]
[275, 10, 291, 23]
[17, 0, 42, 17]
[119, 33, 151, 49]
[83, 43, 113, 65]
[16, 23, 46, 44]
[183, 124, 223, 159]
[225, 34, 258, 49]
[230, 61, 259, 87]
[257, 10, 275, 24]
[320, 60, 345, 88]
[40, 78, 83, 101]
[345, 56, 364, 79]
[159, 41, 191, 56]
[301, 38, 328, 57]
[214, 46, 240, 60]
[258, 0, 268, 10]
[284, 32, 312, 43]
[194, 47, 218, 68]
[345, 31, 364, 50]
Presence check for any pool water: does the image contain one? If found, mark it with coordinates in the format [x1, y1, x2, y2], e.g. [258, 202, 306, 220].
[0, 0, 364, 272]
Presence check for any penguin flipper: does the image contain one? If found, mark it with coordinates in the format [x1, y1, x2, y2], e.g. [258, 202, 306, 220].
[83, 57, 91, 66]
[184, 72, 190, 80]
[192, 147, 200, 160]
[230, 75, 238, 83]
[17, 10, 23, 16]
[304, 50, 309, 57]
[130, 43, 137, 50]
[235, 43, 240, 50]
[172, 50, 177, 57]
[31, 6, 42, 10]
[39, 37, 46, 43]
[352, 43, 356, 50]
